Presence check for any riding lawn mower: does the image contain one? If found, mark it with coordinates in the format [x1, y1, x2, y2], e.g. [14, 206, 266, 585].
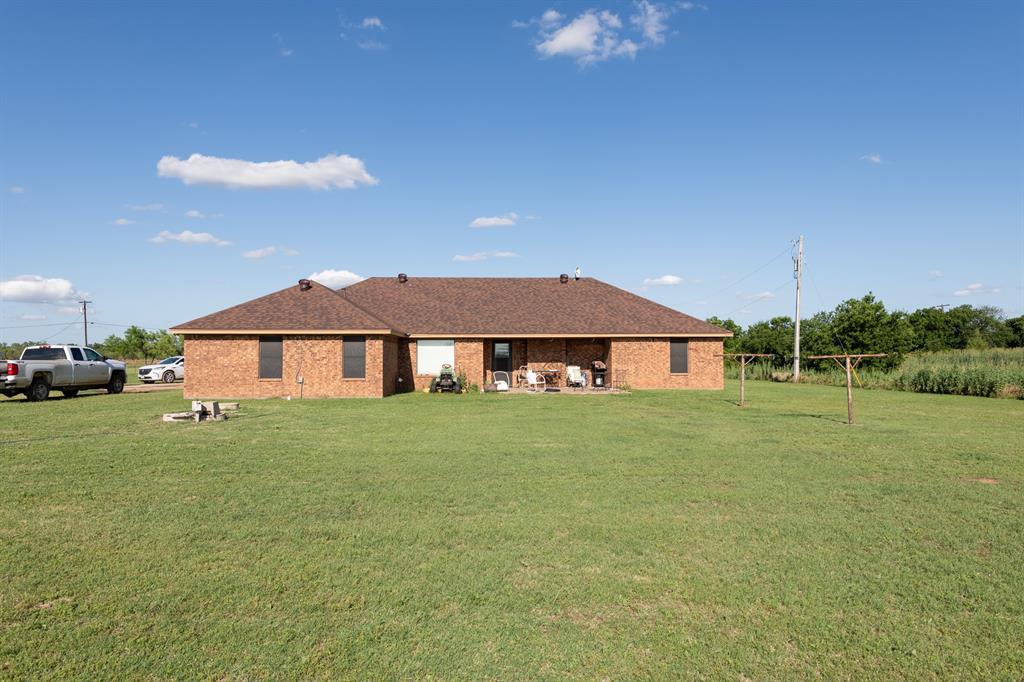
[429, 364, 462, 393]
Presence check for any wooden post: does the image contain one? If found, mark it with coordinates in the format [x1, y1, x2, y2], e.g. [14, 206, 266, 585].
[717, 353, 774, 407]
[739, 356, 746, 407]
[806, 353, 887, 425]
[845, 356, 854, 425]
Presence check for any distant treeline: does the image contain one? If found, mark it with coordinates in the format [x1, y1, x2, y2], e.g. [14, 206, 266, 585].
[1, 326, 181, 362]
[710, 296, 1024, 371]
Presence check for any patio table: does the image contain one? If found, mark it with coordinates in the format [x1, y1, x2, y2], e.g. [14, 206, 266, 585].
[539, 369, 562, 386]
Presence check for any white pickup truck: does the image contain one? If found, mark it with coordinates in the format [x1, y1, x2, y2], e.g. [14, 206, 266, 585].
[2, 345, 127, 401]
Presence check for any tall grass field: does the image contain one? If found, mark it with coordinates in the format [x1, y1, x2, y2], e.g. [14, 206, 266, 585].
[727, 348, 1024, 399]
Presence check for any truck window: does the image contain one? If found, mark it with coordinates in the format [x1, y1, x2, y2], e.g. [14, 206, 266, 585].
[21, 348, 67, 360]
[70, 348, 84, 361]
[83, 348, 104, 361]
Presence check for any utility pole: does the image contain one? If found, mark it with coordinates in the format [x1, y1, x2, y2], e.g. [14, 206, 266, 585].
[79, 300, 92, 346]
[792, 235, 804, 383]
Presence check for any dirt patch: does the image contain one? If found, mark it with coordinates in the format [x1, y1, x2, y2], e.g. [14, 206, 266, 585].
[972, 477, 999, 485]
[34, 596, 71, 610]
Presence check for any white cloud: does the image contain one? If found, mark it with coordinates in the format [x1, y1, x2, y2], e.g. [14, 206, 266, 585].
[273, 33, 293, 57]
[113, 218, 135, 225]
[631, 0, 671, 44]
[643, 274, 683, 286]
[362, 16, 385, 29]
[19, 313, 47, 321]
[953, 282, 1000, 297]
[679, 2, 709, 10]
[357, 40, 389, 50]
[150, 230, 231, 247]
[188, 121, 200, 129]
[242, 246, 277, 259]
[185, 209, 207, 219]
[738, 290, 777, 301]
[242, 245, 298, 259]
[929, 270, 944, 279]
[126, 203, 165, 212]
[859, 153, 883, 164]
[0, 275, 82, 303]
[528, 2, 675, 66]
[469, 212, 519, 228]
[157, 153, 379, 190]
[453, 251, 519, 262]
[8, 186, 25, 194]
[309, 269, 364, 289]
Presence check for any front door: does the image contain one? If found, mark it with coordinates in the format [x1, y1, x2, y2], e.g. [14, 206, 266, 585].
[492, 340, 512, 379]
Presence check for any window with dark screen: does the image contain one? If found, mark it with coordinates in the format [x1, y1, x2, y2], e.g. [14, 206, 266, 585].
[670, 339, 689, 374]
[259, 336, 283, 379]
[342, 336, 366, 379]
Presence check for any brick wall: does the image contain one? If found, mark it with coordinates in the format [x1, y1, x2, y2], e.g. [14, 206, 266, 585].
[183, 334, 386, 399]
[608, 337, 723, 389]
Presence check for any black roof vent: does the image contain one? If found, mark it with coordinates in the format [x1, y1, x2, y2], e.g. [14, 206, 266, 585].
[298, 279, 312, 291]
[559, 273, 569, 284]
[398, 273, 408, 283]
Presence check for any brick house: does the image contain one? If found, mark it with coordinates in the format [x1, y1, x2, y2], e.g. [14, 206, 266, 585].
[170, 275, 732, 398]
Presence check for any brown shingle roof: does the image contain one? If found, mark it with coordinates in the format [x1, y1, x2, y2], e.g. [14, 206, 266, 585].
[171, 280, 394, 333]
[338, 277, 730, 336]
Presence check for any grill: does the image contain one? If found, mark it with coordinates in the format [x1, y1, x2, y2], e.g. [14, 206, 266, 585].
[590, 360, 607, 388]
[139, 369, 151, 376]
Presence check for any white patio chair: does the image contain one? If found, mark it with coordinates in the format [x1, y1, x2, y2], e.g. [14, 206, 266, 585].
[492, 371, 511, 392]
[565, 365, 585, 390]
[525, 370, 546, 393]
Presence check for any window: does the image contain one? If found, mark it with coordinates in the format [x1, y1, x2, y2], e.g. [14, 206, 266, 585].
[70, 347, 84, 361]
[342, 335, 366, 379]
[83, 348, 104, 361]
[670, 339, 689, 374]
[492, 341, 512, 373]
[21, 348, 66, 360]
[259, 336, 283, 379]
[416, 339, 455, 375]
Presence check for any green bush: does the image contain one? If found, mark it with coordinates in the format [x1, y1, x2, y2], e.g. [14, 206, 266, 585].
[732, 348, 1024, 399]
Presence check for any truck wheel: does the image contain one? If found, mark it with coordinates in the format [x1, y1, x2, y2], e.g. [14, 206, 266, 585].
[162, 370, 176, 384]
[107, 374, 125, 394]
[61, 389, 80, 398]
[27, 377, 50, 402]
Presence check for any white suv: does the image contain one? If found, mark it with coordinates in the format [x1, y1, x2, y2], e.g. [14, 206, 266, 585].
[138, 356, 185, 384]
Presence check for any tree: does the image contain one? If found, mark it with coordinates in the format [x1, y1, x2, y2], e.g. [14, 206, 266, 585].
[1006, 316, 1024, 348]
[91, 327, 182, 361]
[707, 316, 743, 353]
[738, 316, 794, 363]
[829, 294, 914, 369]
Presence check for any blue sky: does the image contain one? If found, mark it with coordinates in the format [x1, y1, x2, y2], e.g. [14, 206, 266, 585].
[1, 0, 1021, 344]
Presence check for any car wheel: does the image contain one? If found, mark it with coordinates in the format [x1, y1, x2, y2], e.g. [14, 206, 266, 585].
[162, 370, 176, 384]
[61, 389, 80, 398]
[27, 377, 50, 402]
[107, 374, 125, 394]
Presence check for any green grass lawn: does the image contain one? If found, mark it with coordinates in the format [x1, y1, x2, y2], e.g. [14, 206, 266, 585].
[2, 383, 1021, 679]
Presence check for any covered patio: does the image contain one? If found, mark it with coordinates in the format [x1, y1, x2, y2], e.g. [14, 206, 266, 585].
[483, 337, 627, 391]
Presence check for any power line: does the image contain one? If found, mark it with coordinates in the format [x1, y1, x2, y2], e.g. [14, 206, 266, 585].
[40, 321, 81, 343]
[694, 243, 794, 305]
[0, 321, 84, 330]
[717, 277, 795, 319]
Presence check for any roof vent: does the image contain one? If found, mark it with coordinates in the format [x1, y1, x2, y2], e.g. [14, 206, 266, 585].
[298, 279, 312, 291]
[398, 273, 408, 283]
[559, 273, 569, 284]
